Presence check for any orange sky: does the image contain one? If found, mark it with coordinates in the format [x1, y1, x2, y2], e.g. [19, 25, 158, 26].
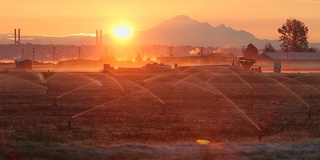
[1, 0, 320, 42]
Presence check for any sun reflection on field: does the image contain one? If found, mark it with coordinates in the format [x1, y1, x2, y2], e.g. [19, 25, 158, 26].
[196, 139, 210, 145]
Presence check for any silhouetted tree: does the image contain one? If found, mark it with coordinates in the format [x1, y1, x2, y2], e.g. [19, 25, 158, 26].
[263, 43, 276, 52]
[243, 43, 258, 59]
[278, 18, 308, 52]
[308, 47, 316, 52]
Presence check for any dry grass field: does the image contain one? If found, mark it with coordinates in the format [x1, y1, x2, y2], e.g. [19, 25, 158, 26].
[0, 68, 320, 159]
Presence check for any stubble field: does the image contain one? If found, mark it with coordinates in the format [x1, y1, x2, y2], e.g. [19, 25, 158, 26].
[0, 68, 320, 159]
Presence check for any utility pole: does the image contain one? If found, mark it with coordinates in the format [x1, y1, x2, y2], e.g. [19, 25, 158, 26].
[78, 47, 81, 59]
[105, 47, 108, 59]
[32, 48, 35, 62]
[241, 46, 246, 52]
[169, 46, 173, 57]
[21, 49, 24, 58]
[141, 48, 144, 60]
[53, 46, 56, 63]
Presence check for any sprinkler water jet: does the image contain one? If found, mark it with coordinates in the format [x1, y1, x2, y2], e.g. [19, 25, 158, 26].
[54, 97, 57, 105]
[68, 118, 72, 130]
[259, 130, 262, 142]
[309, 108, 311, 120]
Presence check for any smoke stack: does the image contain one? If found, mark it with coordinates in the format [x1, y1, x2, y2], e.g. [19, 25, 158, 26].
[96, 30, 99, 45]
[18, 29, 20, 44]
[14, 29, 16, 45]
[100, 30, 102, 45]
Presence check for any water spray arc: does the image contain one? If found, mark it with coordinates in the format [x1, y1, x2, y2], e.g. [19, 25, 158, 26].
[227, 69, 253, 95]
[171, 71, 200, 87]
[142, 69, 219, 95]
[171, 70, 210, 87]
[276, 82, 312, 119]
[0, 73, 48, 93]
[151, 68, 262, 140]
[143, 70, 180, 83]
[266, 74, 314, 120]
[134, 84, 165, 104]
[205, 67, 230, 83]
[105, 74, 125, 92]
[54, 79, 102, 105]
[205, 82, 262, 140]
[68, 86, 160, 129]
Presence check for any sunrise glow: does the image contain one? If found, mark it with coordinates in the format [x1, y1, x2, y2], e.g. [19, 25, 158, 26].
[112, 25, 133, 39]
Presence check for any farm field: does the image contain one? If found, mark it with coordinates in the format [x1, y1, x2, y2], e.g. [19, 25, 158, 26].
[0, 68, 320, 159]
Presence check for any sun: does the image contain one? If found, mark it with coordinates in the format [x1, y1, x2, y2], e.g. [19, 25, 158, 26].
[112, 25, 133, 39]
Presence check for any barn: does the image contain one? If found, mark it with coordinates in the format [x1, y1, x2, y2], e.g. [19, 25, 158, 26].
[14, 58, 33, 70]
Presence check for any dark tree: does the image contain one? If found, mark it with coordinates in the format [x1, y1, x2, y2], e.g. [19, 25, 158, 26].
[263, 42, 276, 52]
[308, 47, 316, 52]
[243, 43, 258, 59]
[278, 18, 309, 52]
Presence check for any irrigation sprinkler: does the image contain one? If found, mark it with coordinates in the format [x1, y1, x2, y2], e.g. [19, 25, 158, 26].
[54, 97, 57, 105]
[259, 130, 262, 142]
[309, 108, 311, 120]
[204, 85, 261, 140]
[68, 118, 72, 130]
[275, 80, 312, 120]
[104, 74, 125, 92]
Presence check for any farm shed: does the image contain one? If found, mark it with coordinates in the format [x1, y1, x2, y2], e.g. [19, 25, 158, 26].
[14, 58, 33, 70]
[258, 52, 320, 62]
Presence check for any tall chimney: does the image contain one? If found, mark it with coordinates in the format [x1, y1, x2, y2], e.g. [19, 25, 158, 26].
[96, 30, 99, 45]
[100, 30, 102, 45]
[14, 29, 17, 45]
[18, 29, 20, 44]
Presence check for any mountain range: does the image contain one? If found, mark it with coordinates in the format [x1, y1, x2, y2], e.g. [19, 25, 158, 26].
[1, 15, 319, 49]
[135, 15, 277, 48]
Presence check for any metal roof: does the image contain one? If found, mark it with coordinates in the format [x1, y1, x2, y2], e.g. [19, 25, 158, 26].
[260, 52, 320, 60]
[14, 58, 32, 63]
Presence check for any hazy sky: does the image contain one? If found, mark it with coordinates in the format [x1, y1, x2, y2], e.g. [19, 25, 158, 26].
[2, 0, 320, 42]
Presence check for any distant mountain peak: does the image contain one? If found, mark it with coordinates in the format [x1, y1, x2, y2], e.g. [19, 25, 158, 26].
[217, 23, 227, 28]
[146, 15, 203, 33]
[171, 15, 193, 21]
[202, 22, 211, 25]
[163, 15, 201, 25]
